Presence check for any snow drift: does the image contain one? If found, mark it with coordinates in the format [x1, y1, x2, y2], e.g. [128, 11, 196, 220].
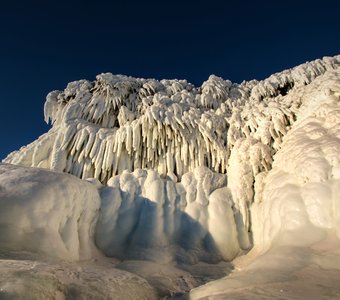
[1, 55, 340, 298]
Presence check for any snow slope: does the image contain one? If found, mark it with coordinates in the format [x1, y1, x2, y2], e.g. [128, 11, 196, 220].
[1, 55, 340, 299]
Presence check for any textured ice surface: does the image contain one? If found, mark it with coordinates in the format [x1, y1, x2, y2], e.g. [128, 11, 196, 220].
[190, 68, 340, 299]
[0, 163, 101, 261]
[1, 55, 340, 298]
[0, 163, 244, 264]
[0, 259, 157, 300]
[251, 70, 340, 251]
[96, 167, 244, 263]
[5, 56, 339, 183]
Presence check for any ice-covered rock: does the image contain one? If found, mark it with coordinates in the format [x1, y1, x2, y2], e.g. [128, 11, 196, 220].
[5, 56, 339, 184]
[0, 259, 157, 300]
[1, 55, 340, 298]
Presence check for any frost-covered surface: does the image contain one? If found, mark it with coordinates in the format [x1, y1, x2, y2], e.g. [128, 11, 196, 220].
[0, 163, 236, 298]
[1, 55, 340, 299]
[0, 163, 244, 264]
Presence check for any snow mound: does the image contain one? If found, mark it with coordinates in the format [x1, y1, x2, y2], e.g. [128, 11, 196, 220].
[0, 163, 245, 263]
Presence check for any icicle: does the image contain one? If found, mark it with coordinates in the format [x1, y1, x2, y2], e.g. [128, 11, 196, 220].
[5, 55, 340, 183]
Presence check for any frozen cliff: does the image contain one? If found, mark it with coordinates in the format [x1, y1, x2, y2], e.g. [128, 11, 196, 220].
[1, 55, 340, 299]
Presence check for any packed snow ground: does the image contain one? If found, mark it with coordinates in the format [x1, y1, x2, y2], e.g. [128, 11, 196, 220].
[1, 55, 340, 299]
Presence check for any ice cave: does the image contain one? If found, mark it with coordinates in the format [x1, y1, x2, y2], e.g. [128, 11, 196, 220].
[1, 55, 340, 299]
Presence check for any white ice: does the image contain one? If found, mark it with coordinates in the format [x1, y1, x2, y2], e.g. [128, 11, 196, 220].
[0, 163, 101, 261]
[1, 55, 340, 299]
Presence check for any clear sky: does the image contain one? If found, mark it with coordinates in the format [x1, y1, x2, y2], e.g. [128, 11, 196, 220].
[0, 0, 339, 159]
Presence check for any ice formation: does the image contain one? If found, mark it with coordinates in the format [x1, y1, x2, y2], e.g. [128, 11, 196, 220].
[190, 69, 340, 299]
[252, 69, 340, 250]
[6, 56, 338, 183]
[96, 167, 243, 263]
[0, 163, 101, 261]
[1, 55, 340, 298]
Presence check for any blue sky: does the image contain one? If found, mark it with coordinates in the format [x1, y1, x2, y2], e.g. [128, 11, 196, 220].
[0, 0, 339, 159]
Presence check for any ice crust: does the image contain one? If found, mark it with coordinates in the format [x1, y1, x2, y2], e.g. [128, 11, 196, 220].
[1, 55, 340, 298]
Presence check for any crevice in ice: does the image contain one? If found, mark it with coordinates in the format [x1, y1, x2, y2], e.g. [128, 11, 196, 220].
[276, 81, 295, 96]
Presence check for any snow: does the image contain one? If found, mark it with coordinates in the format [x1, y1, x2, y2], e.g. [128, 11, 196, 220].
[0, 163, 243, 297]
[1, 55, 340, 298]
[0, 163, 244, 264]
